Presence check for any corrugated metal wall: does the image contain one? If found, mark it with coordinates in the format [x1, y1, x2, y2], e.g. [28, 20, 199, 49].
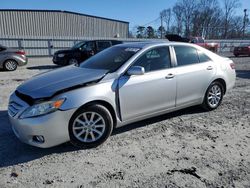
[0, 10, 129, 38]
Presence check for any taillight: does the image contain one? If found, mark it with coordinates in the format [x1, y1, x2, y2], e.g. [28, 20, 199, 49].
[16, 50, 25, 55]
[230, 63, 235, 69]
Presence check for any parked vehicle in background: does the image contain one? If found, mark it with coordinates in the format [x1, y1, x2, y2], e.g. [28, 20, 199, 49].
[0, 45, 28, 71]
[190, 37, 219, 52]
[165, 34, 190, 42]
[53, 40, 123, 66]
[9, 42, 236, 149]
[233, 44, 250, 57]
[166, 35, 219, 53]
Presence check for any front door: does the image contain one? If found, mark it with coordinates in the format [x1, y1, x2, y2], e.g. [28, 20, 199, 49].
[118, 46, 177, 121]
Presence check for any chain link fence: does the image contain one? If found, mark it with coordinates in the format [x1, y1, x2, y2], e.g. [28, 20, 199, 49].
[0, 36, 249, 57]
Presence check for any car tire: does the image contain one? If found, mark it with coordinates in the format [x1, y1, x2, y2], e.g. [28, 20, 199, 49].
[202, 81, 224, 111]
[68, 58, 78, 65]
[234, 54, 239, 57]
[69, 104, 113, 149]
[3, 60, 17, 71]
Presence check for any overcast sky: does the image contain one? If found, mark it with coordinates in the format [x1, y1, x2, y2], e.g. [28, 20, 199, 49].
[1, 0, 249, 30]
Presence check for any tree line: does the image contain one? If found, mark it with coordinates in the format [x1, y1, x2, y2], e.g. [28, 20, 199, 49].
[132, 0, 250, 39]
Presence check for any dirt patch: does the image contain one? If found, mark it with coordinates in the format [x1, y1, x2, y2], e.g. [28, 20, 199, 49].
[0, 56, 249, 187]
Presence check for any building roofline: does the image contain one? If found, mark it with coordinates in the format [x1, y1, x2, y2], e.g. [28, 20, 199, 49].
[0, 9, 129, 24]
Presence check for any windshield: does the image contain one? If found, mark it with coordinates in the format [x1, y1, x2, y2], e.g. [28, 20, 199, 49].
[80, 46, 141, 72]
[71, 41, 86, 49]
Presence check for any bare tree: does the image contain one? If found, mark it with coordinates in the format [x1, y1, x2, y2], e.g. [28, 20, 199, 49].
[160, 8, 172, 32]
[223, 0, 241, 38]
[192, 0, 222, 38]
[172, 4, 183, 35]
[176, 0, 198, 37]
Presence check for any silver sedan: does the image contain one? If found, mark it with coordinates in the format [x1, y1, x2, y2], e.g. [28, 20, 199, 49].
[0, 45, 28, 71]
[8, 42, 236, 148]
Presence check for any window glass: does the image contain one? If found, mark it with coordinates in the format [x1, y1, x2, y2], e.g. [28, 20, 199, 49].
[0, 45, 6, 52]
[97, 41, 111, 51]
[82, 42, 95, 51]
[198, 38, 205, 43]
[132, 47, 171, 72]
[198, 51, 211, 62]
[71, 41, 86, 49]
[80, 46, 140, 72]
[174, 46, 199, 66]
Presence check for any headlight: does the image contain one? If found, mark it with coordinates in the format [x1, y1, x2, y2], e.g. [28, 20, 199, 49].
[58, 53, 65, 58]
[20, 99, 65, 119]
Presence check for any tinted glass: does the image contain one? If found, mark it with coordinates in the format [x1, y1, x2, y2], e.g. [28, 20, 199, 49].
[198, 38, 205, 43]
[174, 46, 199, 66]
[82, 41, 95, 51]
[80, 46, 140, 72]
[0, 45, 6, 51]
[133, 47, 171, 72]
[198, 51, 211, 62]
[97, 41, 111, 51]
[72, 41, 86, 49]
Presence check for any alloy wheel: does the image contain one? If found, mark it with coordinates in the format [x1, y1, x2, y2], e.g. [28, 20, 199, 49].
[207, 84, 222, 108]
[4, 60, 17, 71]
[72, 112, 106, 143]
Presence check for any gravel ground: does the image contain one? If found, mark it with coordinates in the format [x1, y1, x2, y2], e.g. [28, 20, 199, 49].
[0, 54, 249, 188]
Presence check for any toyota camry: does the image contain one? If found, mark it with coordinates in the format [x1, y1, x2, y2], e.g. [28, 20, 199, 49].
[8, 42, 236, 148]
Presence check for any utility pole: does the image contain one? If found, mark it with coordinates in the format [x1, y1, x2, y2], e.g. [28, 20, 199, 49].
[243, 9, 247, 39]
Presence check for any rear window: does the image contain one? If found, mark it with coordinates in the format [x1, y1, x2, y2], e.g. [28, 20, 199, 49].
[97, 41, 112, 51]
[80, 46, 141, 72]
[174, 46, 200, 66]
[197, 51, 211, 62]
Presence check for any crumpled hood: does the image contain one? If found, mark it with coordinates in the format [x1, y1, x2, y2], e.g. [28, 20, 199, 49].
[17, 65, 108, 99]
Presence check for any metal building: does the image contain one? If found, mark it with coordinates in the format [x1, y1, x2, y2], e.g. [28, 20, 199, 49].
[0, 9, 129, 38]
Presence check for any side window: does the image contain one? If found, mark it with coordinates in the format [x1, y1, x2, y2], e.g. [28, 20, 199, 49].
[133, 47, 171, 72]
[174, 46, 199, 66]
[82, 42, 95, 51]
[197, 51, 211, 62]
[97, 41, 111, 51]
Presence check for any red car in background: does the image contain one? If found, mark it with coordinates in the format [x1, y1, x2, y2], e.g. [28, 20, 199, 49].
[233, 44, 250, 57]
[190, 37, 219, 52]
[165, 35, 219, 53]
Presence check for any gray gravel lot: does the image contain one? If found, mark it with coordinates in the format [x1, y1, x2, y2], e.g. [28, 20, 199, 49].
[0, 54, 249, 187]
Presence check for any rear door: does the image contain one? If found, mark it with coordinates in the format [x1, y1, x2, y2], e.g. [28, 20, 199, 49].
[173, 45, 216, 106]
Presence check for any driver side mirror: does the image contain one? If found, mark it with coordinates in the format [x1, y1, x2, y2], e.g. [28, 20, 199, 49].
[127, 66, 145, 76]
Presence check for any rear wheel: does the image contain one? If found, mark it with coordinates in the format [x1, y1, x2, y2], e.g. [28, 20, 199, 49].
[3, 60, 17, 71]
[202, 81, 224, 111]
[69, 104, 113, 149]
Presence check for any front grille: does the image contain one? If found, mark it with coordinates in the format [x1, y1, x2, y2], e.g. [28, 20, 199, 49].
[8, 101, 23, 117]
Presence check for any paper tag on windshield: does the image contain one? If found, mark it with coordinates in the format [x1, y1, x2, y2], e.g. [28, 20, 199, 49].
[125, 48, 140, 52]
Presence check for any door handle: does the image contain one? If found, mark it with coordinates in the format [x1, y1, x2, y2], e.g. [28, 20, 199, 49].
[165, 73, 175, 79]
[207, 66, 213, 70]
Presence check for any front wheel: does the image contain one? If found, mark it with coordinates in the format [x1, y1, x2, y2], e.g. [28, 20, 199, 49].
[202, 82, 224, 111]
[68, 58, 78, 65]
[69, 104, 113, 149]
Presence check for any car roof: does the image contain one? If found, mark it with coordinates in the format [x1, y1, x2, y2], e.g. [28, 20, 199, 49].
[116, 41, 169, 48]
[115, 41, 198, 49]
